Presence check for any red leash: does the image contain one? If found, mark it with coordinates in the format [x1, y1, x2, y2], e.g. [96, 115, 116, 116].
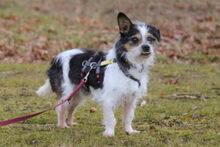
[0, 56, 97, 127]
[0, 80, 85, 126]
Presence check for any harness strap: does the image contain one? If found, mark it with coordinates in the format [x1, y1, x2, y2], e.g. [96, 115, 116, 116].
[82, 57, 140, 87]
[115, 58, 141, 87]
[95, 59, 102, 81]
[100, 59, 116, 66]
[81, 56, 94, 74]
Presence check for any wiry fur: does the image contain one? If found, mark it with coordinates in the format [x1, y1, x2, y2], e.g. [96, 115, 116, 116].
[36, 12, 160, 137]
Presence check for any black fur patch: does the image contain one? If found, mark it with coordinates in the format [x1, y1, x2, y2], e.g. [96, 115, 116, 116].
[47, 58, 63, 95]
[115, 24, 140, 69]
[147, 25, 160, 42]
[69, 50, 106, 92]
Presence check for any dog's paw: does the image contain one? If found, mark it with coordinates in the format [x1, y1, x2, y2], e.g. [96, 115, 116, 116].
[67, 122, 78, 126]
[103, 130, 115, 137]
[57, 123, 69, 128]
[126, 129, 140, 135]
[66, 118, 78, 126]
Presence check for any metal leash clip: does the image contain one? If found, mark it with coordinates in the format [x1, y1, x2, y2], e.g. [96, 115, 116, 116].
[90, 62, 97, 69]
[82, 56, 94, 72]
[83, 62, 97, 82]
[82, 60, 87, 66]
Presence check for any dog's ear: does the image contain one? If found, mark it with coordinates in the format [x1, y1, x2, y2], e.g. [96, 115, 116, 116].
[117, 12, 132, 34]
[154, 28, 160, 42]
[148, 25, 161, 42]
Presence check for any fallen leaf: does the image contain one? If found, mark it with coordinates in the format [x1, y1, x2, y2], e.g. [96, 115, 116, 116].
[160, 92, 165, 98]
[90, 107, 96, 113]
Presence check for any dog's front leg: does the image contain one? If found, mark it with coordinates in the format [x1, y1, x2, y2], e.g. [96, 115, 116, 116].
[102, 103, 116, 137]
[123, 98, 140, 134]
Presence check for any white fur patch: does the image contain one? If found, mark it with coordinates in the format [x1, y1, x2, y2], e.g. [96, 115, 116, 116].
[36, 79, 53, 98]
[57, 49, 84, 106]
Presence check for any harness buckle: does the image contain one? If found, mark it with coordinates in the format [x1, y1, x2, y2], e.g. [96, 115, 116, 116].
[82, 60, 87, 66]
[83, 62, 96, 82]
[90, 62, 97, 69]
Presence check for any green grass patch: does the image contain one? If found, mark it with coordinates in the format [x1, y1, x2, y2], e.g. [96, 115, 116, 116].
[0, 63, 219, 146]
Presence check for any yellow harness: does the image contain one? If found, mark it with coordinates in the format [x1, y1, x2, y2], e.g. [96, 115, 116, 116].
[100, 59, 115, 66]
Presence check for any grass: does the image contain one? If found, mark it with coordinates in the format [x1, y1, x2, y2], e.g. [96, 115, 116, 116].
[0, 63, 219, 146]
[0, 0, 220, 146]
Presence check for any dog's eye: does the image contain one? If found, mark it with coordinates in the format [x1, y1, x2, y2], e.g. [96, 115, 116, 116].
[131, 37, 139, 44]
[147, 37, 155, 42]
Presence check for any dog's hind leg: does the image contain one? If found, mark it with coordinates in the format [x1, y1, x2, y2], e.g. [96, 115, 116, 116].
[55, 93, 68, 128]
[123, 98, 140, 134]
[56, 102, 68, 128]
[66, 93, 85, 126]
[66, 104, 78, 126]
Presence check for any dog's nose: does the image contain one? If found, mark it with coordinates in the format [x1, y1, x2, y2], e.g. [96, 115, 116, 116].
[141, 45, 150, 52]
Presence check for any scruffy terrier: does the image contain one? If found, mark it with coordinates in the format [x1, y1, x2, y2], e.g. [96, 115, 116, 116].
[36, 12, 160, 137]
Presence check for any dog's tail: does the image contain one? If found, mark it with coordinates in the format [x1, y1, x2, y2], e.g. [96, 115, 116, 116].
[36, 79, 53, 98]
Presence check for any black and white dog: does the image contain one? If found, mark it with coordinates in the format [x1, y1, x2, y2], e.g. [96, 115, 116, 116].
[36, 12, 160, 137]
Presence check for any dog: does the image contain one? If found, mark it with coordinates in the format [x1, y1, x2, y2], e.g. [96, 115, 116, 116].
[36, 12, 160, 137]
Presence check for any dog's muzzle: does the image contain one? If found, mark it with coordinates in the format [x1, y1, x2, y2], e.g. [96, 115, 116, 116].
[141, 45, 151, 56]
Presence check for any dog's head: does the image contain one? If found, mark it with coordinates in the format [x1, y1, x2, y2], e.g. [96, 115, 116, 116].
[115, 12, 160, 67]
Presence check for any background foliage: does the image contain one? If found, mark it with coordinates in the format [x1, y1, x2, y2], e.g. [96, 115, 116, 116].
[0, 0, 219, 63]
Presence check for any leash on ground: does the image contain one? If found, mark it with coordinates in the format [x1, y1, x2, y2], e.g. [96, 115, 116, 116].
[0, 63, 94, 127]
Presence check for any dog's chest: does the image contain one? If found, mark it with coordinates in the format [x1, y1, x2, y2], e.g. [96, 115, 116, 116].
[102, 64, 148, 98]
